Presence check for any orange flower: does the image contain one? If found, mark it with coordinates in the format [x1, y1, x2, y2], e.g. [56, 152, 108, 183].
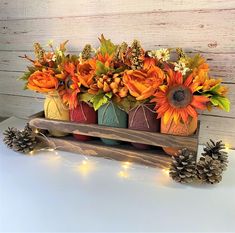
[123, 63, 165, 101]
[193, 71, 228, 96]
[88, 73, 128, 99]
[59, 75, 81, 109]
[27, 69, 58, 93]
[76, 59, 96, 88]
[151, 69, 209, 124]
[192, 56, 209, 76]
[97, 53, 113, 67]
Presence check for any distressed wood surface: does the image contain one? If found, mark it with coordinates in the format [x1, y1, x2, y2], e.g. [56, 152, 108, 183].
[0, 71, 43, 98]
[40, 136, 172, 168]
[0, 94, 44, 118]
[0, 10, 235, 53]
[1, 0, 234, 20]
[29, 117, 199, 152]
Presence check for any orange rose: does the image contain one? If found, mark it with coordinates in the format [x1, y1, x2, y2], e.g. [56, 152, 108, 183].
[27, 69, 58, 93]
[76, 59, 96, 88]
[123, 65, 165, 100]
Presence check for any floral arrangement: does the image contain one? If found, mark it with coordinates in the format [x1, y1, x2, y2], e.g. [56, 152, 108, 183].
[19, 35, 230, 152]
[20, 35, 230, 120]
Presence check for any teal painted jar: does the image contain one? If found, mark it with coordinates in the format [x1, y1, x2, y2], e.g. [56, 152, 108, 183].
[98, 102, 127, 145]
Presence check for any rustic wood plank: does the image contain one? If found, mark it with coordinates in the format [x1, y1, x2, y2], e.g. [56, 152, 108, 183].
[0, 94, 44, 117]
[1, 52, 235, 82]
[0, 71, 43, 98]
[199, 115, 235, 149]
[0, 10, 234, 52]
[29, 117, 199, 152]
[41, 136, 172, 169]
[1, 0, 234, 20]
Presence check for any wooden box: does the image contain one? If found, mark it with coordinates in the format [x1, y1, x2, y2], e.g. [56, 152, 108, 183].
[29, 111, 200, 168]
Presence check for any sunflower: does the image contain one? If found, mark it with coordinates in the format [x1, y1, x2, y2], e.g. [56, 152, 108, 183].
[151, 69, 209, 124]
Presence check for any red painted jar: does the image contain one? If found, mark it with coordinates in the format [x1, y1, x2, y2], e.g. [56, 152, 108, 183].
[128, 103, 160, 149]
[70, 102, 97, 141]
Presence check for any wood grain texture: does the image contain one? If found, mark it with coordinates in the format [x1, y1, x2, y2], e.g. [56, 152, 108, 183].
[199, 115, 235, 149]
[1, 52, 235, 82]
[41, 136, 172, 168]
[0, 71, 43, 98]
[1, 0, 234, 20]
[0, 94, 44, 117]
[29, 117, 199, 152]
[0, 10, 235, 53]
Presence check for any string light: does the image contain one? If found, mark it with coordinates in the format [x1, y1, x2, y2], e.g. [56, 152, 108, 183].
[118, 170, 129, 178]
[162, 168, 169, 175]
[77, 160, 94, 176]
[225, 143, 230, 151]
[48, 148, 55, 152]
[28, 150, 34, 155]
[34, 129, 39, 134]
[122, 161, 131, 169]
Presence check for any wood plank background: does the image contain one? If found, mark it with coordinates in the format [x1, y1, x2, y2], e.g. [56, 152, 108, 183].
[0, 0, 234, 148]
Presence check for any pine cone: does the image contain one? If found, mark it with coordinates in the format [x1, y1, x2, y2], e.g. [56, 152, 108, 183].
[130, 40, 144, 70]
[24, 123, 33, 133]
[202, 139, 228, 171]
[197, 155, 223, 184]
[169, 148, 197, 183]
[3, 127, 17, 148]
[12, 130, 37, 153]
[81, 44, 92, 61]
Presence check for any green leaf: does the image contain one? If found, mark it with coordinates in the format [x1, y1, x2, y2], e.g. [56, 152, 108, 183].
[27, 66, 37, 73]
[99, 34, 117, 56]
[113, 66, 126, 74]
[18, 71, 32, 81]
[209, 83, 221, 94]
[90, 91, 112, 111]
[79, 93, 94, 104]
[95, 60, 110, 75]
[116, 95, 143, 113]
[210, 95, 230, 112]
[105, 92, 112, 98]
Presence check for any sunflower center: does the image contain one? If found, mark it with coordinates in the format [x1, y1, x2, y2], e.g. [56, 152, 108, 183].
[167, 86, 192, 108]
[173, 90, 185, 102]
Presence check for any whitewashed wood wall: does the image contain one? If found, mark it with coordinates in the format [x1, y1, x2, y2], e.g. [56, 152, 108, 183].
[0, 0, 235, 147]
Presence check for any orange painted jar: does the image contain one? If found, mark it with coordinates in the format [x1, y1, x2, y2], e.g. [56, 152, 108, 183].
[161, 117, 198, 156]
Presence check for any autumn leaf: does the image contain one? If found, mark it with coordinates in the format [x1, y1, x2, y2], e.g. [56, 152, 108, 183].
[90, 91, 113, 111]
[99, 34, 117, 56]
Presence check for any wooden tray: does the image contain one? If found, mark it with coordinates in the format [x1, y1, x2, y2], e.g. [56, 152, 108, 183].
[29, 111, 200, 168]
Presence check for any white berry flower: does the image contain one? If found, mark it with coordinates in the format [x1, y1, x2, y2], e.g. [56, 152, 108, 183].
[174, 61, 190, 75]
[155, 48, 170, 61]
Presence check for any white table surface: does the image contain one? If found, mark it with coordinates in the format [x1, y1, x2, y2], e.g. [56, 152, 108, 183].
[0, 117, 235, 232]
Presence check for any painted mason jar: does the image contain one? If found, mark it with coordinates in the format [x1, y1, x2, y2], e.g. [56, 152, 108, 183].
[44, 92, 69, 137]
[70, 102, 97, 141]
[98, 102, 127, 145]
[128, 103, 160, 149]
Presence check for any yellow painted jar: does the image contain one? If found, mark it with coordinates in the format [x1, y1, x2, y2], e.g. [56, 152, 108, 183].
[44, 92, 70, 137]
